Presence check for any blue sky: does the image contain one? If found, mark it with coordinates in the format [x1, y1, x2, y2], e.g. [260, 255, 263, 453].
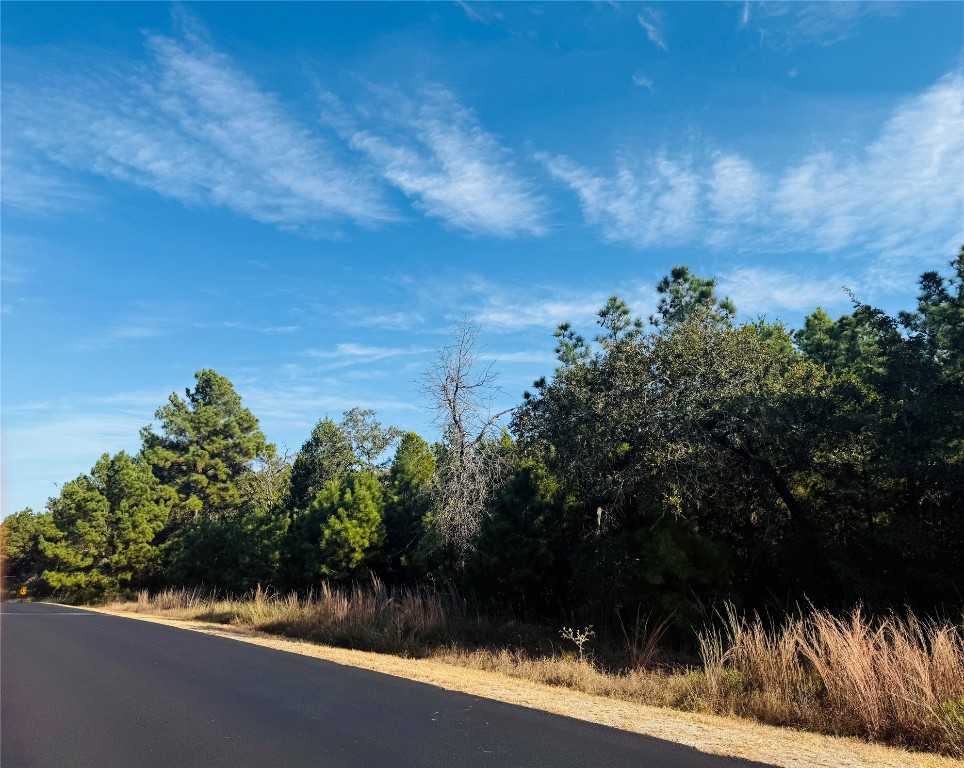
[2, 1, 962, 516]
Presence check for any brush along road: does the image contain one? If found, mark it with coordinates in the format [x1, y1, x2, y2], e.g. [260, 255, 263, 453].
[0, 601, 773, 768]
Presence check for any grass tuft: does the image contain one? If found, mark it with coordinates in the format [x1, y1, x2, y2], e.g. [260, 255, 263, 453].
[695, 604, 964, 755]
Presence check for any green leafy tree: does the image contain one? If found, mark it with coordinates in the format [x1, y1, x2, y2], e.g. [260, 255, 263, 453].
[748, 318, 797, 357]
[170, 454, 291, 592]
[899, 246, 964, 383]
[610, 508, 733, 628]
[793, 306, 884, 375]
[237, 452, 292, 516]
[168, 511, 289, 593]
[340, 408, 402, 472]
[1, 508, 59, 595]
[141, 369, 271, 522]
[836, 251, 964, 609]
[553, 323, 590, 367]
[515, 276, 876, 614]
[290, 409, 400, 514]
[289, 418, 356, 512]
[232, 504, 290, 589]
[40, 452, 172, 601]
[166, 515, 243, 590]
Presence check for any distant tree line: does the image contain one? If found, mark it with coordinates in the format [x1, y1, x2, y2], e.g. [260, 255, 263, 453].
[4, 249, 962, 625]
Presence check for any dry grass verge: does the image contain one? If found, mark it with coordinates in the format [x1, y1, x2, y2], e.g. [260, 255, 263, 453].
[73, 605, 958, 768]
[699, 605, 964, 757]
[96, 584, 963, 762]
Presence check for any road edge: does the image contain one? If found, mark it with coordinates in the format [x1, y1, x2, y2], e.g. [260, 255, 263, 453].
[61, 603, 958, 768]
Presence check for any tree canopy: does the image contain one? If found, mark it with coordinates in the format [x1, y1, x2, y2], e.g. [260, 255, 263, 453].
[5, 250, 961, 622]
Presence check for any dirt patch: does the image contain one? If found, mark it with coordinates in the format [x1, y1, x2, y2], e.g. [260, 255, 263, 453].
[75, 605, 959, 768]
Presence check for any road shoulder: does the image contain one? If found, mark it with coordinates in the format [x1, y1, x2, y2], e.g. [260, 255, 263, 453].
[71, 604, 959, 768]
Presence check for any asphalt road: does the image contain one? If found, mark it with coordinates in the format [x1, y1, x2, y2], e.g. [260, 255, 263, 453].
[1, 601, 775, 768]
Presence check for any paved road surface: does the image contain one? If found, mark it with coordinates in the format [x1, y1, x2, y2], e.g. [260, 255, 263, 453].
[1, 602, 774, 768]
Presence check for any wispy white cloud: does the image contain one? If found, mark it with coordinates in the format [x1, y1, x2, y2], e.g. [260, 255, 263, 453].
[73, 299, 200, 352]
[6, 10, 390, 233]
[543, 72, 964, 264]
[93, 389, 177, 410]
[0, 254, 29, 284]
[540, 152, 701, 248]
[479, 350, 558, 365]
[73, 322, 171, 352]
[0, 148, 98, 217]
[718, 266, 854, 317]
[1, 9, 630, 243]
[457, 1, 486, 24]
[475, 289, 608, 331]
[742, 2, 900, 49]
[354, 311, 425, 330]
[303, 343, 429, 369]
[193, 320, 301, 335]
[437, 274, 653, 332]
[235, 367, 422, 441]
[637, 8, 668, 51]
[305, 342, 413, 358]
[247, 390, 421, 445]
[707, 154, 767, 224]
[340, 85, 547, 237]
[632, 72, 655, 91]
[1, 408, 148, 514]
[771, 72, 963, 258]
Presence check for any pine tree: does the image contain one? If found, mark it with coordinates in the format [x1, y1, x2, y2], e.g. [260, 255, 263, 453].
[289, 418, 355, 512]
[40, 452, 172, 601]
[141, 369, 271, 522]
[311, 472, 386, 580]
[383, 432, 436, 579]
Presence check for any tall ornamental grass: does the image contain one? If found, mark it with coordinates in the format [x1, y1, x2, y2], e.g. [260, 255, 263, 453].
[697, 605, 964, 755]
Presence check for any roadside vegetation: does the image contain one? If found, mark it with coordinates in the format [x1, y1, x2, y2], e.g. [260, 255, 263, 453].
[4, 250, 963, 757]
[104, 583, 964, 757]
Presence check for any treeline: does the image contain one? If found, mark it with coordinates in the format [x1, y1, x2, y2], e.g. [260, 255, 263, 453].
[4, 250, 963, 625]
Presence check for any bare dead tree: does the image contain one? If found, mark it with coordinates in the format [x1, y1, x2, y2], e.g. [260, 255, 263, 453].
[421, 319, 513, 555]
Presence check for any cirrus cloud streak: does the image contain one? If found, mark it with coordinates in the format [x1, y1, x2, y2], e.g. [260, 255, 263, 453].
[541, 73, 963, 264]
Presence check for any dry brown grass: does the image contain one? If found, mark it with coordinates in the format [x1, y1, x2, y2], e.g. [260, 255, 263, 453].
[103, 585, 964, 758]
[433, 645, 698, 709]
[697, 605, 964, 756]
